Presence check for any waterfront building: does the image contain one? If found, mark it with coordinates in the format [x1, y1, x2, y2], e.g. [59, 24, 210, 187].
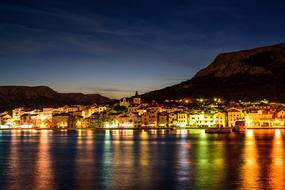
[89, 112, 111, 128]
[189, 111, 225, 128]
[73, 115, 83, 128]
[52, 113, 73, 128]
[177, 112, 188, 128]
[20, 113, 36, 126]
[277, 110, 285, 119]
[216, 112, 226, 127]
[36, 108, 53, 128]
[118, 114, 131, 128]
[117, 113, 141, 128]
[157, 112, 168, 127]
[141, 109, 157, 127]
[168, 112, 177, 127]
[245, 109, 274, 128]
[271, 118, 285, 127]
[0, 112, 12, 125]
[227, 108, 245, 127]
[81, 118, 91, 128]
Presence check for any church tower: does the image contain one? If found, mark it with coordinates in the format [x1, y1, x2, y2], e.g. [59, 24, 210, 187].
[133, 91, 141, 105]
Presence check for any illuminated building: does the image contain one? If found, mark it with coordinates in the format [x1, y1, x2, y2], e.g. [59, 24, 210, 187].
[12, 107, 25, 121]
[52, 113, 73, 128]
[128, 106, 139, 113]
[177, 112, 188, 128]
[120, 98, 130, 107]
[133, 91, 141, 105]
[216, 112, 226, 127]
[73, 116, 83, 128]
[82, 105, 107, 118]
[141, 109, 157, 127]
[189, 111, 226, 128]
[157, 112, 168, 127]
[245, 109, 274, 128]
[89, 112, 111, 128]
[20, 113, 33, 126]
[0, 112, 12, 126]
[227, 108, 245, 127]
[168, 112, 177, 127]
[98, 105, 108, 112]
[81, 118, 91, 128]
[55, 105, 80, 113]
[277, 110, 285, 119]
[118, 113, 141, 128]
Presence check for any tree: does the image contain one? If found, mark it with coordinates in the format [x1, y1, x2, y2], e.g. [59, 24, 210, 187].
[113, 105, 128, 114]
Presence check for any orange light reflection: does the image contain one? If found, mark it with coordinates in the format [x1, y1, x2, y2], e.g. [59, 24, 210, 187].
[269, 129, 285, 188]
[241, 129, 260, 189]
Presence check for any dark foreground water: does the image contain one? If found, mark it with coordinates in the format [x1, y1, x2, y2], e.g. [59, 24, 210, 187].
[0, 129, 285, 190]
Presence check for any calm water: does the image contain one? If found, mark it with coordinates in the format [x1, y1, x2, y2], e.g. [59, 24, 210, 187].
[0, 129, 285, 190]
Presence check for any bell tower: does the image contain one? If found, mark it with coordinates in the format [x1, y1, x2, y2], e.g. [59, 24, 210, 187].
[133, 91, 141, 105]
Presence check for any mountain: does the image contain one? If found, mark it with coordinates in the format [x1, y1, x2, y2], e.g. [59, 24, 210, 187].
[0, 86, 112, 112]
[141, 43, 285, 102]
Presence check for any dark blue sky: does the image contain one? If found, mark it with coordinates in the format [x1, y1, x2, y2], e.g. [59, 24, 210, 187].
[0, 0, 285, 98]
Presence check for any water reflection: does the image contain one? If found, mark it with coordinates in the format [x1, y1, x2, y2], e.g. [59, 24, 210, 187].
[101, 130, 113, 189]
[34, 130, 55, 189]
[75, 129, 95, 189]
[0, 129, 285, 189]
[241, 129, 260, 189]
[176, 131, 191, 184]
[138, 130, 150, 188]
[269, 129, 285, 189]
[7, 131, 20, 190]
[193, 132, 226, 189]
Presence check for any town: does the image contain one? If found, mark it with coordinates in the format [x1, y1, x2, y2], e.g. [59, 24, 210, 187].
[1, 91, 285, 130]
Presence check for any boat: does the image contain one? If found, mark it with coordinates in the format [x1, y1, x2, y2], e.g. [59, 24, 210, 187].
[205, 126, 232, 133]
[232, 121, 247, 132]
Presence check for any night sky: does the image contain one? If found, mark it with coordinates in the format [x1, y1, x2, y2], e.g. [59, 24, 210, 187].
[0, 0, 285, 98]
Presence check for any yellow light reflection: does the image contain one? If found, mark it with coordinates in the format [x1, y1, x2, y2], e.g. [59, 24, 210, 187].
[241, 129, 260, 189]
[246, 129, 254, 139]
[139, 130, 150, 179]
[101, 131, 113, 189]
[34, 131, 55, 189]
[87, 130, 93, 137]
[269, 129, 285, 188]
[140, 130, 148, 140]
[75, 128, 95, 189]
[176, 135, 191, 182]
[195, 132, 225, 188]
[77, 129, 84, 145]
[7, 131, 20, 189]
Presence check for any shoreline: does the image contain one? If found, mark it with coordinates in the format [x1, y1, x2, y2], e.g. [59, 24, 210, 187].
[1, 127, 285, 131]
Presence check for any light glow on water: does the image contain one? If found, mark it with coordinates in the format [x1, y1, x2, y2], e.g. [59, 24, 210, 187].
[269, 129, 285, 189]
[0, 129, 284, 189]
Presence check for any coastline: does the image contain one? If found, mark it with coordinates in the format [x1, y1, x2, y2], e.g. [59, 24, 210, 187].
[1, 127, 285, 131]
